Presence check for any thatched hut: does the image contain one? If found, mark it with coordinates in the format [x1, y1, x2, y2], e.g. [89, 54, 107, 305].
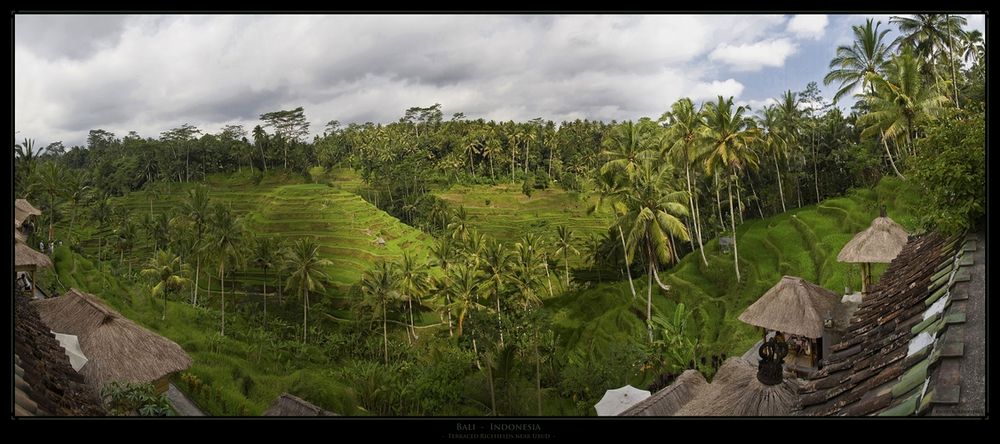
[15, 198, 42, 228]
[837, 211, 908, 293]
[675, 357, 798, 416]
[15, 238, 53, 298]
[739, 276, 840, 339]
[33, 288, 192, 394]
[618, 370, 708, 416]
[263, 393, 337, 416]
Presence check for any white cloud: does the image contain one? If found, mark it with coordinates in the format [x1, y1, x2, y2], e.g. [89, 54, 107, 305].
[708, 39, 798, 72]
[786, 15, 828, 40]
[15, 14, 803, 147]
[737, 97, 778, 112]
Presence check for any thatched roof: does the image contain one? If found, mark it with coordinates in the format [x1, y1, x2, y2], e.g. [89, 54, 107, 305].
[15, 239, 53, 269]
[619, 370, 707, 416]
[15, 225, 26, 242]
[837, 216, 908, 263]
[738, 276, 840, 338]
[15, 198, 42, 226]
[263, 393, 337, 416]
[675, 358, 799, 416]
[32, 288, 192, 391]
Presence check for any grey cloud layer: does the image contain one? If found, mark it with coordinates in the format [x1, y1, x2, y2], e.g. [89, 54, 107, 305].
[17, 14, 820, 147]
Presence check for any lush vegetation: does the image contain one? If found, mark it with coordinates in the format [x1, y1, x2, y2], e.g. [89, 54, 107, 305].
[18, 15, 983, 416]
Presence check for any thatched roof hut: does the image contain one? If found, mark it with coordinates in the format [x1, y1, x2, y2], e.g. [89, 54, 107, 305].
[837, 216, 909, 264]
[15, 225, 26, 242]
[263, 393, 337, 416]
[675, 358, 798, 416]
[15, 239, 53, 270]
[738, 276, 840, 339]
[619, 370, 708, 416]
[15, 198, 42, 226]
[33, 288, 192, 392]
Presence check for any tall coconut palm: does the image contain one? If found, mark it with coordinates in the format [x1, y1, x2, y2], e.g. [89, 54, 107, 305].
[775, 91, 805, 206]
[447, 206, 472, 242]
[284, 238, 332, 345]
[448, 264, 484, 338]
[207, 205, 244, 337]
[482, 133, 503, 181]
[510, 235, 544, 315]
[361, 261, 399, 365]
[859, 48, 951, 166]
[482, 238, 512, 347]
[702, 96, 759, 283]
[431, 236, 457, 336]
[891, 14, 967, 98]
[398, 252, 428, 343]
[553, 226, 579, 287]
[180, 186, 210, 307]
[27, 161, 68, 242]
[617, 161, 690, 342]
[141, 250, 191, 320]
[252, 235, 280, 329]
[600, 120, 657, 182]
[14, 138, 46, 195]
[824, 18, 895, 103]
[758, 105, 789, 213]
[588, 169, 637, 299]
[660, 97, 709, 265]
[961, 30, 984, 65]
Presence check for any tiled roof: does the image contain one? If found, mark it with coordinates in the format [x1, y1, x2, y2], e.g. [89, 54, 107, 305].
[14, 294, 105, 417]
[795, 232, 983, 416]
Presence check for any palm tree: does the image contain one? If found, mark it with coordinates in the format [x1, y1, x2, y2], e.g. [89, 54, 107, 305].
[180, 186, 210, 307]
[600, 120, 657, 182]
[115, 218, 138, 275]
[702, 96, 759, 283]
[482, 238, 512, 347]
[141, 250, 191, 320]
[481, 135, 503, 181]
[824, 18, 895, 103]
[361, 261, 400, 365]
[431, 236, 457, 336]
[660, 97, 709, 265]
[961, 30, 984, 65]
[463, 132, 483, 177]
[284, 238, 332, 344]
[207, 205, 244, 337]
[891, 14, 967, 102]
[588, 169, 637, 299]
[447, 263, 483, 338]
[14, 138, 47, 195]
[252, 235, 280, 329]
[66, 175, 91, 236]
[553, 226, 579, 287]
[398, 252, 428, 343]
[776, 90, 805, 206]
[584, 234, 606, 283]
[28, 161, 68, 242]
[616, 161, 690, 342]
[758, 105, 789, 213]
[859, 48, 951, 172]
[447, 206, 472, 242]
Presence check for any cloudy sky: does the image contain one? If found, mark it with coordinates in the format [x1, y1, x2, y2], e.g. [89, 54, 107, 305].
[14, 14, 985, 148]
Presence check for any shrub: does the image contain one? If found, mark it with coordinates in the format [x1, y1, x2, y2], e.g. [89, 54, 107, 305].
[522, 176, 534, 198]
[534, 170, 550, 189]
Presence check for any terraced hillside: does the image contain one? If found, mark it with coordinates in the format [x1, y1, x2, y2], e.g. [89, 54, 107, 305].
[64, 171, 434, 296]
[547, 176, 922, 387]
[434, 183, 614, 266]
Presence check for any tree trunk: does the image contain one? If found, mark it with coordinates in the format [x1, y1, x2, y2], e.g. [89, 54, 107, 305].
[220, 262, 226, 337]
[542, 254, 554, 298]
[408, 294, 416, 343]
[303, 289, 309, 344]
[618, 225, 637, 299]
[382, 299, 388, 365]
[486, 356, 497, 416]
[693, 190, 706, 263]
[193, 257, 200, 306]
[496, 289, 504, 348]
[646, 257, 654, 343]
[946, 15, 961, 108]
[748, 172, 764, 218]
[535, 340, 542, 415]
[162, 290, 167, 320]
[446, 293, 454, 337]
[263, 267, 267, 330]
[773, 151, 787, 213]
[813, 126, 820, 204]
[715, 174, 724, 229]
[511, 146, 516, 183]
[524, 142, 529, 174]
[564, 251, 570, 287]
[881, 130, 906, 180]
[735, 175, 745, 225]
[490, 156, 495, 181]
[728, 174, 741, 282]
[685, 161, 707, 266]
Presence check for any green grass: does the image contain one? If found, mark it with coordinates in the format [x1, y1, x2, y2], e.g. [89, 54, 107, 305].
[434, 183, 613, 267]
[546, 176, 921, 395]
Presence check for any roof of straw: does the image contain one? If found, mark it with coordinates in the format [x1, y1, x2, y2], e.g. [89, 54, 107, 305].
[738, 276, 840, 338]
[837, 216, 909, 263]
[618, 370, 707, 416]
[262, 393, 337, 416]
[32, 288, 192, 390]
[675, 358, 799, 416]
[15, 239, 52, 269]
[15, 199, 42, 226]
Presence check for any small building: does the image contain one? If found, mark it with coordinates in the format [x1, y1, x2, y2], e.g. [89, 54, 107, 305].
[837, 210, 909, 293]
[738, 276, 844, 370]
[14, 293, 105, 416]
[263, 393, 338, 416]
[33, 288, 193, 394]
[15, 238, 54, 298]
[675, 350, 800, 416]
[15, 198, 42, 236]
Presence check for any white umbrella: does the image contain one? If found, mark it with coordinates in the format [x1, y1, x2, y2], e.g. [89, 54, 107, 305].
[52, 331, 89, 372]
[594, 385, 651, 416]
